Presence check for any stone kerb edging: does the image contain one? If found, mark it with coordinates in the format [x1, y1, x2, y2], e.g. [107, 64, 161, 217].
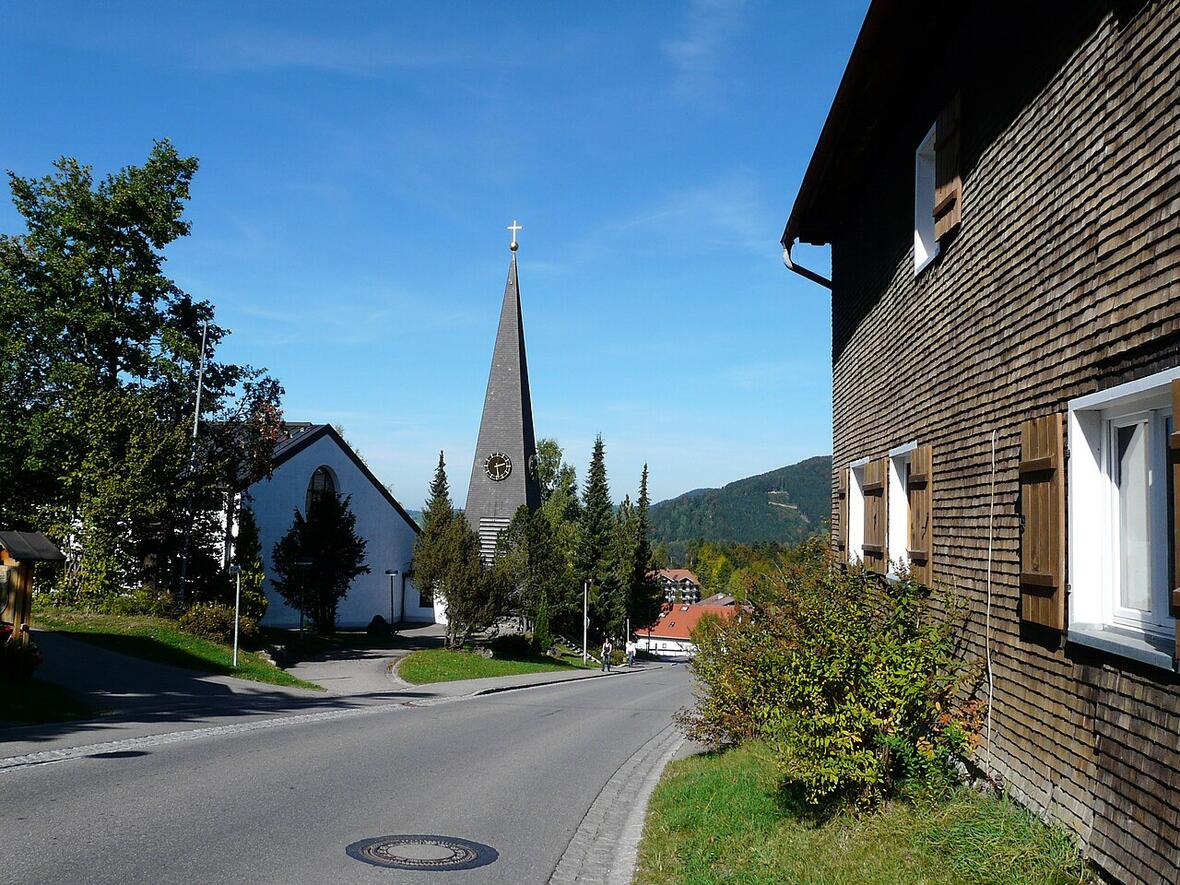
[548, 721, 685, 885]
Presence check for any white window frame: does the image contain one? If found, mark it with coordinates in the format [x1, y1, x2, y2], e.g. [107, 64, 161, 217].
[888, 442, 917, 577]
[913, 123, 940, 275]
[1068, 366, 1180, 668]
[848, 457, 868, 563]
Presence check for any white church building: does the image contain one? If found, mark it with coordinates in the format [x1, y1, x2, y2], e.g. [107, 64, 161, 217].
[244, 423, 434, 629]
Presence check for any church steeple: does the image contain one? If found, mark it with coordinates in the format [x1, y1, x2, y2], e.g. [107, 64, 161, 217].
[465, 224, 541, 560]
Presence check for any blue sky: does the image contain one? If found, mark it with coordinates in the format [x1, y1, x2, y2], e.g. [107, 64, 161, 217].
[1, 0, 863, 508]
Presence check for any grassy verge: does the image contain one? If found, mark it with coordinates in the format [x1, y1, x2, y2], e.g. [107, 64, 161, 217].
[636, 742, 1092, 885]
[0, 678, 93, 724]
[33, 611, 323, 691]
[397, 646, 592, 684]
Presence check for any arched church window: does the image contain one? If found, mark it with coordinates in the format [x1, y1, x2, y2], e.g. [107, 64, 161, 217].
[306, 466, 336, 514]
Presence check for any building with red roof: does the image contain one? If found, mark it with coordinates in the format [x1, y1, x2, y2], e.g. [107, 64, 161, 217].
[635, 603, 738, 660]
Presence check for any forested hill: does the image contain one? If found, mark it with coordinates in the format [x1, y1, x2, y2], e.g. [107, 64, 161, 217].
[649, 455, 832, 550]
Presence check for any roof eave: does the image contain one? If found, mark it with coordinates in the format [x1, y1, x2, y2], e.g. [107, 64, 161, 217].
[782, 0, 890, 250]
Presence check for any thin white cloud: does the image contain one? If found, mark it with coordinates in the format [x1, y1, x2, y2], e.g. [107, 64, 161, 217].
[619, 167, 775, 255]
[662, 0, 748, 101]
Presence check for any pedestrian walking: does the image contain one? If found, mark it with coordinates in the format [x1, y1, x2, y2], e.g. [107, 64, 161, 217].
[625, 639, 636, 667]
[600, 638, 613, 672]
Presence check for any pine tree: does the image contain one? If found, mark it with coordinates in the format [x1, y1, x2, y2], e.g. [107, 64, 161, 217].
[601, 496, 634, 637]
[576, 434, 613, 584]
[271, 493, 369, 633]
[629, 464, 662, 630]
[423, 451, 454, 530]
[414, 452, 456, 597]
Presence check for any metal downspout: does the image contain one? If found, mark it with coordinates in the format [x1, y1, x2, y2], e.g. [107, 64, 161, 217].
[782, 241, 832, 290]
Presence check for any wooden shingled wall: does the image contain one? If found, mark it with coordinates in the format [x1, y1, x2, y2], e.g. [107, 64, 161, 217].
[826, 3, 1180, 882]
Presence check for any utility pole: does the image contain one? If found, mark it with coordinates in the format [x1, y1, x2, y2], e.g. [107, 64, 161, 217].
[177, 320, 209, 604]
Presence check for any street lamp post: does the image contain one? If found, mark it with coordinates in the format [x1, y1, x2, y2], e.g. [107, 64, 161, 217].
[228, 564, 242, 668]
[384, 569, 399, 626]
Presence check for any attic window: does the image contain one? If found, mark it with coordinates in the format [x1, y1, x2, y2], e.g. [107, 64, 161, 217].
[914, 124, 940, 274]
[914, 95, 962, 276]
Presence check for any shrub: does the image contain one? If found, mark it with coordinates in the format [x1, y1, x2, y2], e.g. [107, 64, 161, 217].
[105, 586, 175, 617]
[179, 602, 258, 644]
[489, 633, 534, 659]
[681, 536, 978, 810]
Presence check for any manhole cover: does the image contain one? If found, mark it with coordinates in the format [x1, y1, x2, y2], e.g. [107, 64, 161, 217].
[345, 835, 498, 872]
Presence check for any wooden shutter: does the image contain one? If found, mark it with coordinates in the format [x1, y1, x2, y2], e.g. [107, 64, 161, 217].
[1019, 414, 1066, 629]
[1171, 381, 1180, 652]
[907, 445, 934, 585]
[862, 457, 889, 575]
[933, 93, 962, 240]
[835, 467, 849, 563]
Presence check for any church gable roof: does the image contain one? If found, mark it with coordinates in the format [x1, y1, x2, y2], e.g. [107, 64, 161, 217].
[268, 424, 420, 534]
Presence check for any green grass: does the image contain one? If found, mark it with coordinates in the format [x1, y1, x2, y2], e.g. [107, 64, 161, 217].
[636, 742, 1093, 885]
[34, 611, 323, 691]
[0, 678, 93, 724]
[397, 646, 591, 684]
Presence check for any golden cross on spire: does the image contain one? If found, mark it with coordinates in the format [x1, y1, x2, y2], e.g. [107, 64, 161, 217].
[507, 219, 522, 252]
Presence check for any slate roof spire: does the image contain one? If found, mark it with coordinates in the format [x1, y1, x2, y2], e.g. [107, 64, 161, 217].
[465, 227, 541, 560]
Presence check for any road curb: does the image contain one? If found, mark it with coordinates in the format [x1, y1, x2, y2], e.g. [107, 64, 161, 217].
[548, 721, 685, 885]
[471, 664, 663, 697]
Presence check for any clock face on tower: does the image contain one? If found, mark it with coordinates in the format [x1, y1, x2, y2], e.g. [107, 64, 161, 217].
[484, 452, 512, 481]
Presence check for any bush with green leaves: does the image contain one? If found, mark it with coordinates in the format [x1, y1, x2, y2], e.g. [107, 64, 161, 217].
[105, 586, 175, 617]
[682, 536, 979, 810]
[179, 601, 258, 644]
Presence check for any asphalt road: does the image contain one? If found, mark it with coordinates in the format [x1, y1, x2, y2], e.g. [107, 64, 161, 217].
[2, 664, 694, 885]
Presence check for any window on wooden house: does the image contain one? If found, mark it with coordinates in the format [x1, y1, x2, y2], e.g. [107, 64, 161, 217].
[887, 444, 915, 576]
[848, 459, 868, 563]
[913, 125, 940, 274]
[1068, 368, 1180, 670]
[913, 95, 961, 276]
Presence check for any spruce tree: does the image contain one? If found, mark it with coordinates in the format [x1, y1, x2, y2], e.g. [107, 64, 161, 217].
[414, 451, 456, 598]
[271, 492, 369, 633]
[629, 465, 663, 630]
[576, 434, 613, 584]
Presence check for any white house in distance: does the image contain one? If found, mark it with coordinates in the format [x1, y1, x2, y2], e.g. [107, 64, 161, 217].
[656, 569, 702, 604]
[635, 603, 738, 661]
[245, 424, 433, 629]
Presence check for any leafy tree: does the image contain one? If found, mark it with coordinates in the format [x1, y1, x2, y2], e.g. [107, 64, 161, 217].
[271, 493, 369, 633]
[439, 516, 501, 648]
[496, 504, 577, 636]
[536, 437, 578, 508]
[0, 141, 282, 602]
[412, 452, 501, 647]
[232, 506, 268, 622]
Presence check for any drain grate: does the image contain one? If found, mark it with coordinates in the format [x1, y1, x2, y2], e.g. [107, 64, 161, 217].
[345, 835, 498, 872]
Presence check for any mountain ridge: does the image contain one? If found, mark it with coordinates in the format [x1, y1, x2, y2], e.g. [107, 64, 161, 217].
[648, 455, 832, 551]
